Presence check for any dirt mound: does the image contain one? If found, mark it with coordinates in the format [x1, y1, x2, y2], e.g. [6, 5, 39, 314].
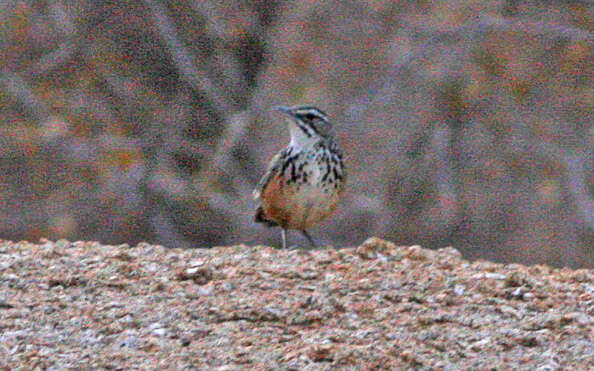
[0, 238, 592, 369]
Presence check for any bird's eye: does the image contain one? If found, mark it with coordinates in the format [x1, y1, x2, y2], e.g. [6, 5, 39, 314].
[305, 113, 316, 120]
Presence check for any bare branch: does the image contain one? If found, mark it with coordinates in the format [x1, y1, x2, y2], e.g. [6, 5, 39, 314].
[196, 110, 257, 208]
[142, 0, 232, 115]
[509, 138, 594, 229]
[402, 16, 593, 44]
[206, 111, 251, 173]
[564, 155, 594, 229]
[25, 0, 80, 77]
[46, 0, 76, 36]
[149, 212, 194, 249]
[22, 1, 78, 77]
[187, 1, 254, 103]
[397, 16, 593, 72]
[190, 0, 225, 36]
[358, 15, 593, 109]
[431, 124, 459, 221]
[0, 71, 50, 122]
[483, 17, 593, 41]
[26, 40, 78, 78]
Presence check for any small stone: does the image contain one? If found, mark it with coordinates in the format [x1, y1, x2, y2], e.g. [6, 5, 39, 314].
[484, 273, 506, 280]
[176, 266, 213, 285]
[148, 322, 163, 330]
[306, 345, 334, 362]
[500, 305, 522, 319]
[117, 336, 138, 348]
[516, 335, 539, 347]
[406, 245, 428, 260]
[180, 337, 191, 347]
[55, 239, 71, 248]
[0, 301, 14, 309]
[356, 237, 397, 259]
[437, 246, 462, 258]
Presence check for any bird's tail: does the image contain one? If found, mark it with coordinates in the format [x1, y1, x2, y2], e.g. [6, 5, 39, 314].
[254, 206, 278, 227]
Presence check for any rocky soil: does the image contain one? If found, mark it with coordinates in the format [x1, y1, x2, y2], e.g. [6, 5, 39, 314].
[0, 238, 592, 370]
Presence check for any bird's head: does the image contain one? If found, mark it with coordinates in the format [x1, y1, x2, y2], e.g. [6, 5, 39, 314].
[277, 105, 333, 145]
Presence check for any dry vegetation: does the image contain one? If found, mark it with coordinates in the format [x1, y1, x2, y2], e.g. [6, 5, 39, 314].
[0, 238, 592, 369]
[0, 1, 592, 267]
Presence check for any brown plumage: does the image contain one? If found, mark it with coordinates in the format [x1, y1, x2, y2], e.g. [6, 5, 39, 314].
[253, 105, 345, 249]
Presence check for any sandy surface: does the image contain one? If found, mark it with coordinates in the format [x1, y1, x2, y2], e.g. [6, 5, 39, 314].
[0, 237, 592, 370]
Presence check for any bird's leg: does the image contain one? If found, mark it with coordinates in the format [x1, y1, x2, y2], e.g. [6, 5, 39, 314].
[301, 230, 317, 248]
[281, 228, 288, 250]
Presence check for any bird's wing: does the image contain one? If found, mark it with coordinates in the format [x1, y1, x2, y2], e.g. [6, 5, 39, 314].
[253, 149, 285, 201]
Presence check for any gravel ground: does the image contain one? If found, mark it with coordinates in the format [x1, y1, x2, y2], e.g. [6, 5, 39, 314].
[0, 237, 592, 370]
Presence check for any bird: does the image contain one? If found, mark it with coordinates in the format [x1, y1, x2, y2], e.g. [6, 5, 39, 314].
[253, 105, 346, 249]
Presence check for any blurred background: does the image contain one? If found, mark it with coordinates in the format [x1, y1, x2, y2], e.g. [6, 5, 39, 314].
[0, 0, 592, 267]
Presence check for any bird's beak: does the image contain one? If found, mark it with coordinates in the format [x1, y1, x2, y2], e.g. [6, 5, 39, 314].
[276, 106, 293, 117]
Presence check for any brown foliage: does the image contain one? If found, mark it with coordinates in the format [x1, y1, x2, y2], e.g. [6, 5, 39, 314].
[0, 0, 592, 267]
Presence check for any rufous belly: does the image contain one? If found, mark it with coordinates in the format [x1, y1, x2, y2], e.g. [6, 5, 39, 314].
[261, 174, 342, 231]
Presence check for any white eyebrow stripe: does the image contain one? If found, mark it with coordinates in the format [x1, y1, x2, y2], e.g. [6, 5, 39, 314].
[295, 108, 328, 121]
